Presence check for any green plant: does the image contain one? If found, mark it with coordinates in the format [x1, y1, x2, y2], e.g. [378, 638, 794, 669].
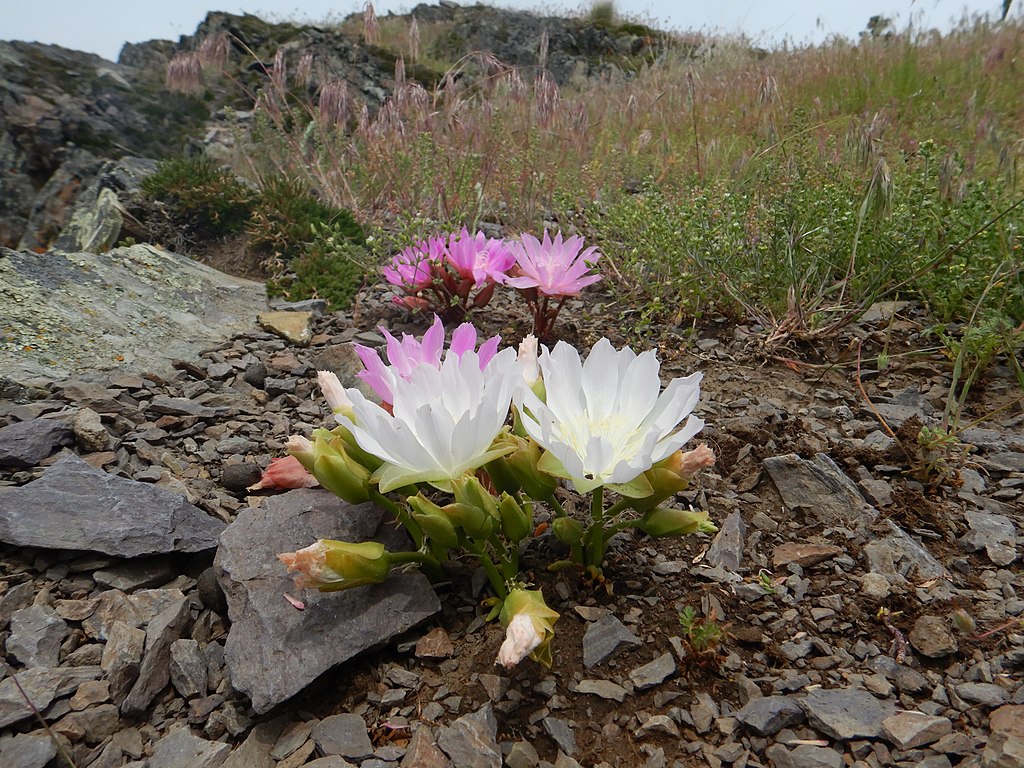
[756, 569, 781, 595]
[266, 224, 370, 309]
[678, 605, 723, 654]
[141, 156, 255, 236]
[248, 175, 364, 266]
[588, 1, 616, 27]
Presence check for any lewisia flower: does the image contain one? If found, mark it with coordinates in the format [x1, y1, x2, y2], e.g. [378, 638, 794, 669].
[354, 315, 501, 405]
[317, 371, 353, 415]
[496, 588, 560, 668]
[515, 338, 704, 494]
[505, 231, 601, 296]
[336, 346, 519, 492]
[278, 539, 391, 592]
[445, 227, 515, 286]
[382, 236, 443, 291]
[247, 455, 319, 491]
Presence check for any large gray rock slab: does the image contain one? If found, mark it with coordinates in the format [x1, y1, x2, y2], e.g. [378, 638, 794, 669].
[6, 605, 69, 667]
[0, 454, 225, 555]
[215, 489, 440, 714]
[0, 666, 102, 728]
[0, 733, 58, 768]
[800, 687, 896, 740]
[763, 453, 878, 528]
[0, 243, 265, 388]
[0, 417, 73, 468]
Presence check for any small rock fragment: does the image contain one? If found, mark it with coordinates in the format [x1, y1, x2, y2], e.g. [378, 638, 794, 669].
[735, 695, 805, 736]
[628, 653, 676, 690]
[311, 714, 374, 760]
[909, 615, 958, 659]
[148, 727, 232, 768]
[582, 614, 641, 669]
[882, 711, 953, 750]
[416, 627, 454, 659]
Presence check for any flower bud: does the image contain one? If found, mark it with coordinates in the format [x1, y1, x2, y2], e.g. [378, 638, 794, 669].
[498, 493, 532, 543]
[506, 438, 557, 500]
[496, 588, 560, 668]
[517, 334, 540, 388]
[312, 437, 371, 504]
[452, 475, 499, 520]
[286, 435, 316, 472]
[442, 502, 495, 539]
[663, 443, 716, 480]
[278, 539, 391, 592]
[633, 443, 717, 512]
[551, 516, 584, 547]
[408, 494, 459, 549]
[317, 370, 354, 417]
[248, 455, 319, 491]
[637, 507, 717, 538]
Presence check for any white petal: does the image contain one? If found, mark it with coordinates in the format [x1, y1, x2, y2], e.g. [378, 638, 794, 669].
[496, 614, 542, 668]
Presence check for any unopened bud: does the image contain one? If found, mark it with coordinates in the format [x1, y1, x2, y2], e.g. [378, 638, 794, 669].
[278, 539, 391, 592]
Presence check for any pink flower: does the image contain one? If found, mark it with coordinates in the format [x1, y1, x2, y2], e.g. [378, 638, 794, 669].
[445, 228, 515, 286]
[506, 231, 602, 296]
[354, 315, 502, 404]
[248, 456, 320, 491]
[382, 237, 444, 291]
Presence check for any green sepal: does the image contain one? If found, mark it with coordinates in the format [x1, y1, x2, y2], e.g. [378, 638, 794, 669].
[606, 473, 654, 499]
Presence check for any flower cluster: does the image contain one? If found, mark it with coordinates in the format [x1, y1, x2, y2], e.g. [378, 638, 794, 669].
[276, 318, 715, 669]
[382, 229, 602, 337]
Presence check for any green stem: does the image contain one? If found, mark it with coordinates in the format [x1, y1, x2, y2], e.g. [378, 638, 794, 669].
[604, 498, 634, 518]
[389, 549, 443, 582]
[591, 486, 605, 524]
[372, 490, 423, 548]
[467, 542, 508, 599]
[548, 495, 568, 517]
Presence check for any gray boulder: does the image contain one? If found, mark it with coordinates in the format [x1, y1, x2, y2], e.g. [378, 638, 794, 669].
[0, 453, 225, 555]
[215, 489, 440, 714]
[0, 243, 265, 388]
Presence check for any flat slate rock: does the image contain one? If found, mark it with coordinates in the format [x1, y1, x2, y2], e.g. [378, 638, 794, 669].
[0, 244, 266, 388]
[215, 489, 441, 714]
[0, 454, 225, 556]
[800, 687, 896, 740]
[0, 732, 57, 768]
[763, 453, 878, 528]
[0, 417, 73, 468]
[582, 614, 642, 669]
[149, 727, 232, 768]
[0, 666, 102, 728]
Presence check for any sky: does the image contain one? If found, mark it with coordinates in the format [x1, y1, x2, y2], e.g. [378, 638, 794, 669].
[2, 0, 1014, 63]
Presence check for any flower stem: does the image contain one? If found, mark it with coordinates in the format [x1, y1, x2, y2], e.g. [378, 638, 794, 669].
[548, 494, 568, 518]
[591, 486, 605, 524]
[372, 490, 423, 548]
[467, 542, 508, 599]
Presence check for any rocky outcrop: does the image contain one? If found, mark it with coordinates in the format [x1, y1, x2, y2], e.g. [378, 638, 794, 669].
[1, 5, 681, 250]
[0, 243, 266, 390]
[0, 40, 208, 249]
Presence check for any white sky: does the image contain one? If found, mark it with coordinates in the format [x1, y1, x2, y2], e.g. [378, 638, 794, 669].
[2, 1, 1013, 63]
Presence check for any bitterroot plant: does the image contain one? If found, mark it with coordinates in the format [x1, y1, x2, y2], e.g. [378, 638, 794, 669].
[276, 318, 716, 668]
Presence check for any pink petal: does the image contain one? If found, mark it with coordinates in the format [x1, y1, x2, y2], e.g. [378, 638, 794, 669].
[248, 456, 319, 490]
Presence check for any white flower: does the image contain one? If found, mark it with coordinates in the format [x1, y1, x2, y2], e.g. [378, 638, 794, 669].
[496, 613, 543, 668]
[336, 348, 519, 493]
[517, 334, 539, 386]
[515, 338, 704, 494]
[317, 371, 353, 413]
